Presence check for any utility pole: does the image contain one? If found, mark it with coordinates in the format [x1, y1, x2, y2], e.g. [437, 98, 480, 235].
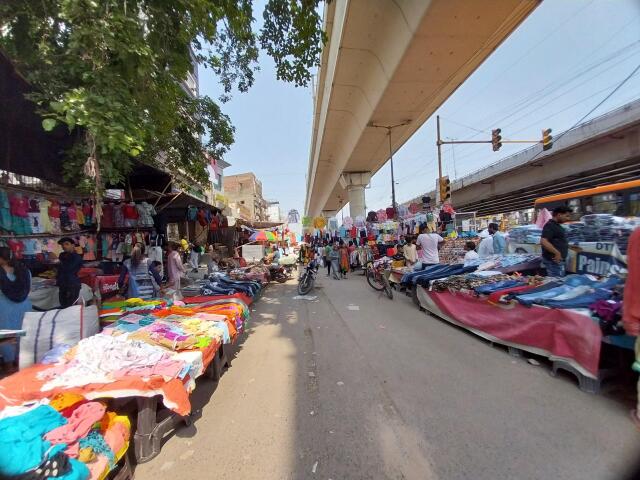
[369, 121, 410, 212]
[436, 115, 443, 183]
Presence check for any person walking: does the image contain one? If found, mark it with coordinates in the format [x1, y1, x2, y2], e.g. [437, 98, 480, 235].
[324, 242, 332, 276]
[166, 241, 186, 295]
[540, 206, 572, 277]
[57, 237, 83, 308]
[339, 241, 350, 278]
[118, 243, 162, 299]
[330, 243, 341, 280]
[0, 247, 32, 367]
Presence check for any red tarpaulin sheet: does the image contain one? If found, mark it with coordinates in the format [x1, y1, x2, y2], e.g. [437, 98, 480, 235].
[419, 289, 602, 378]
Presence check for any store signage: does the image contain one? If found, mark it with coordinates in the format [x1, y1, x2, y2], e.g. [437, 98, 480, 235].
[569, 242, 627, 276]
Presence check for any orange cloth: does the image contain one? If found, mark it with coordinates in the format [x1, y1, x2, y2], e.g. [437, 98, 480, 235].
[623, 228, 640, 336]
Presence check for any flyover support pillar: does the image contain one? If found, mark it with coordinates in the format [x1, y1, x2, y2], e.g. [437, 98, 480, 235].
[339, 172, 371, 219]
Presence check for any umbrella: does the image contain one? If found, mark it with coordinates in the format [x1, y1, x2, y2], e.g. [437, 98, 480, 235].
[249, 230, 277, 242]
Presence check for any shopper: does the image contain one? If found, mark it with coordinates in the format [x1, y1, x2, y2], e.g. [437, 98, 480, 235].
[416, 225, 444, 265]
[478, 229, 495, 258]
[623, 228, 640, 429]
[489, 223, 506, 254]
[57, 237, 83, 308]
[118, 243, 162, 299]
[324, 242, 332, 276]
[189, 242, 202, 273]
[0, 247, 32, 367]
[166, 241, 186, 293]
[463, 241, 479, 266]
[403, 236, 418, 267]
[330, 242, 341, 280]
[540, 206, 571, 277]
[339, 241, 350, 278]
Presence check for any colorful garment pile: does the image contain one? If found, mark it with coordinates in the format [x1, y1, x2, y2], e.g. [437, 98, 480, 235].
[98, 298, 168, 327]
[0, 394, 130, 480]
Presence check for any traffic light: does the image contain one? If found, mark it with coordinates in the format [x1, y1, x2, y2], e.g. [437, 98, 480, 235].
[491, 128, 502, 151]
[439, 176, 451, 202]
[542, 128, 553, 151]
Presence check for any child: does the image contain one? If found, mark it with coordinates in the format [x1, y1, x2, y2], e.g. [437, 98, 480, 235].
[463, 241, 479, 266]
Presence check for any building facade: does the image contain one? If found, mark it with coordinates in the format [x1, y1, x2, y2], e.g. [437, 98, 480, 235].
[224, 172, 267, 222]
[266, 200, 282, 222]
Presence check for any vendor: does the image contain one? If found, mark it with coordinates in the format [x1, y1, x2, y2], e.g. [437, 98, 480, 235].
[403, 236, 418, 266]
[540, 206, 571, 277]
[57, 237, 82, 308]
[463, 241, 479, 266]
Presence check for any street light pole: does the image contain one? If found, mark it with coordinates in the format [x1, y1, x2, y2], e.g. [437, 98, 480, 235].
[388, 127, 397, 211]
[368, 120, 410, 213]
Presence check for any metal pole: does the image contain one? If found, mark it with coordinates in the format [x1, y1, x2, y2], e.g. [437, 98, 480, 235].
[436, 115, 443, 182]
[388, 127, 397, 210]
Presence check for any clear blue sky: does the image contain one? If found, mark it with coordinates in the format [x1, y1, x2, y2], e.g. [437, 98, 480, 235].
[199, 0, 640, 218]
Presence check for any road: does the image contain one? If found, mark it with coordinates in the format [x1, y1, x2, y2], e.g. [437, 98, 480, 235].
[136, 272, 639, 480]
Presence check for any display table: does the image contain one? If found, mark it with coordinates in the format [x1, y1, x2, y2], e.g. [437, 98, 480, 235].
[416, 288, 604, 388]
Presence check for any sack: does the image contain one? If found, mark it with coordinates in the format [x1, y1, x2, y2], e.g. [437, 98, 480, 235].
[19, 304, 99, 369]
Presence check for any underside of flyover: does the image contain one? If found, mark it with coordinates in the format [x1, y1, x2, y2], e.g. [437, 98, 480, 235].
[305, 0, 541, 217]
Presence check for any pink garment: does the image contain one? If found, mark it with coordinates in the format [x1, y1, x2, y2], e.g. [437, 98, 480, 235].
[44, 401, 106, 445]
[167, 250, 184, 289]
[535, 208, 552, 228]
[113, 357, 184, 378]
[103, 421, 129, 453]
[86, 454, 109, 480]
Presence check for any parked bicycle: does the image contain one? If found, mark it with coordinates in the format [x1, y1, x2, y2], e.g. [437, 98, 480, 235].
[365, 257, 393, 299]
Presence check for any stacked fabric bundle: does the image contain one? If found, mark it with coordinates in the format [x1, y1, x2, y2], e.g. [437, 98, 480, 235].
[564, 222, 586, 244]
[581, 214, 617, 241]
[0, 396, 130, 480]
[508, 225, 542, 244]
[513, 274, 622, 309]
[431, 273, 516, 292]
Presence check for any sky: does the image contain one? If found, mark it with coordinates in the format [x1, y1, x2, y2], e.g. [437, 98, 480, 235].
[198, 0, 640, 219]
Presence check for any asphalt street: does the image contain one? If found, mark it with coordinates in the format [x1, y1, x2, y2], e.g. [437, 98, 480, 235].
[136, 272, 639, 480]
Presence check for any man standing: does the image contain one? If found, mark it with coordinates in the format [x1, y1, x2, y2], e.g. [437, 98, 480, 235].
[57, 237, 82, 308]
[540, 206, 572, 277]
[490, 223, 506, 254]
[623, 227, 640, 429]
[416, 225, 444, 265]
[477, 229, 494, 258]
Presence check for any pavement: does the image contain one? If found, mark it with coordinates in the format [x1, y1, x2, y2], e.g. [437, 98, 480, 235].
[135, 272, 640, 480]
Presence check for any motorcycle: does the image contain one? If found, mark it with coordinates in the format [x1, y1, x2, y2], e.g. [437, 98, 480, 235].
[297, 259, 318, 295]
[266, 263, 289, 283]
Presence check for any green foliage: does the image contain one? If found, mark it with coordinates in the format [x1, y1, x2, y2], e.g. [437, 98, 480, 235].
[0, 0, 324, 190]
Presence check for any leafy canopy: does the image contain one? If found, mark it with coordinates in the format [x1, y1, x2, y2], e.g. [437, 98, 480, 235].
[0, 0, 324, 190]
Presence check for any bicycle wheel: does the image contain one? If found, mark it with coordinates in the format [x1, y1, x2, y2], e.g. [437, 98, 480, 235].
[384, 282, 394, 299]
[366, 263, 385, 291]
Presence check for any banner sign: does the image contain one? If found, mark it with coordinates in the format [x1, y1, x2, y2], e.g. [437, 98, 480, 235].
[567, 242, 627, 276]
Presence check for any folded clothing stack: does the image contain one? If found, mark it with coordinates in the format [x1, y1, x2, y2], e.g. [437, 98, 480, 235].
[508, 225, 542, 244]
[564, 222, 585, 244]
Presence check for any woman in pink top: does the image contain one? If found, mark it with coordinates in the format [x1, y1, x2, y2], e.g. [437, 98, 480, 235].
[166, 241, 185, 294]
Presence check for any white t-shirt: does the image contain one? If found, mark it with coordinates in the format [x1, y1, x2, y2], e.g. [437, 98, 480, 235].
[417, 233, 444, 264]
[478, 236, 494, 258]
[403, 243, 418, 263]
[463, 250, 479, 266]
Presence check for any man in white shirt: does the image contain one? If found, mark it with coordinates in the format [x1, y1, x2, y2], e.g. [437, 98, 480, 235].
[416, 226, 444, 264]
[477, 229, 495, 258]
[463, 241, 479, 266]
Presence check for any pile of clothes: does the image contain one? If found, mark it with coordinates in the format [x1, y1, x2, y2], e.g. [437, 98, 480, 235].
[564, 222, 586, 243]
[0, 396, 130, 480]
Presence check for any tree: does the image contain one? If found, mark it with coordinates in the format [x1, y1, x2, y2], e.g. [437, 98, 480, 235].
[0, 0, 325, 196]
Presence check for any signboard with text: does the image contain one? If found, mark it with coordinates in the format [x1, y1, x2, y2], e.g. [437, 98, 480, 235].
[567, 242, 627, 276]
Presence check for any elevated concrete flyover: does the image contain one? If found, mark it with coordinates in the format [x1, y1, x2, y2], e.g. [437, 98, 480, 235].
[450, 99, 640, 216]
[305, 0, 541, 217]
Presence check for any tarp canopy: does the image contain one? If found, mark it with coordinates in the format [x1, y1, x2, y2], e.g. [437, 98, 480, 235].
[0, 51, 75, 185]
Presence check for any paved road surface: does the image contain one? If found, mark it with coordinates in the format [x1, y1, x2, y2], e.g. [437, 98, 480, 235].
[136, 273, 639, 480]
